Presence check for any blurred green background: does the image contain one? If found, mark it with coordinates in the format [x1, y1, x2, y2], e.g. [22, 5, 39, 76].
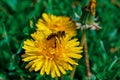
[0, 0, 120, 80]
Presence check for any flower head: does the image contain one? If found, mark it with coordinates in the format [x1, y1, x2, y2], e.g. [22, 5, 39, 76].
[87, 0, 96, 15]
[76, 21, 101, 30]
[22, 31, 82, 78]
[36, 13, 76, 36]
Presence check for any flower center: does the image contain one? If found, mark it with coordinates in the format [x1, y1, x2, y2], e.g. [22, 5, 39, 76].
[44, 36, 62, 60]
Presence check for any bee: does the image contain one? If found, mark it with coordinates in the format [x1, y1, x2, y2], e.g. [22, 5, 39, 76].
[46, 31, 65, 48]
[47, 31, 65, 40]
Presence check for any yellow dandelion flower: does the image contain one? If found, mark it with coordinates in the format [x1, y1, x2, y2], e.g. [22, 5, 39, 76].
[22, 31, 82, 78]
[36, 13, 76, 36]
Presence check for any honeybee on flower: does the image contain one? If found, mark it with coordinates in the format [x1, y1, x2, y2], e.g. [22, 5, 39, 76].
[21, 13, 83, 78]
[22, 31, 83, 78]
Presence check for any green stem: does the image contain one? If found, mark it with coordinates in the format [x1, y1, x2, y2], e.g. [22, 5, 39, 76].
[84, 30, 91, 79]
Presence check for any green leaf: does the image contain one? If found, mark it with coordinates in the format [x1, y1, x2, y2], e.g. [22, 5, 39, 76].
[4, 0, 17, 11]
